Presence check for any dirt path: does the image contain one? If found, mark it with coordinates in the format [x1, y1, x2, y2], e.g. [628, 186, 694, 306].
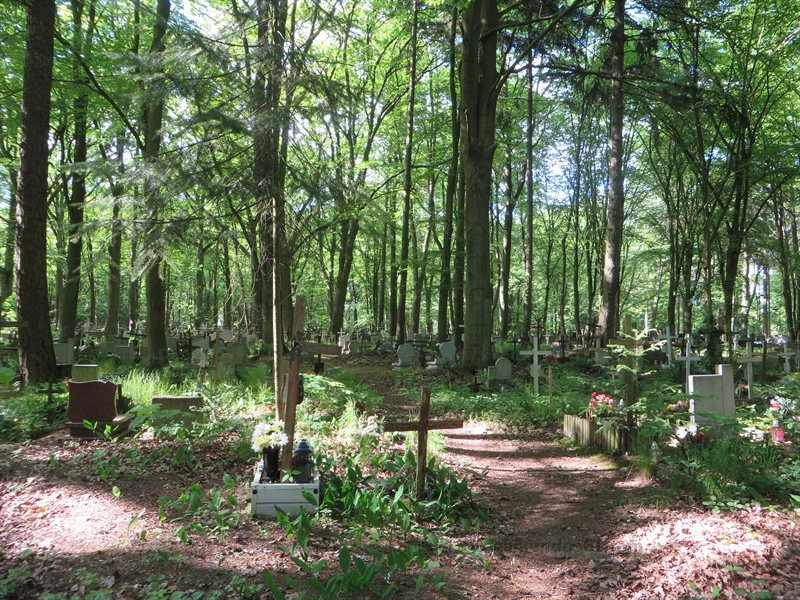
[343, 357, 800, 600]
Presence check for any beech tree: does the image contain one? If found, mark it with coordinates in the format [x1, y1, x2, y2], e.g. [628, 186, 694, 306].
[16, 0, 58, 385]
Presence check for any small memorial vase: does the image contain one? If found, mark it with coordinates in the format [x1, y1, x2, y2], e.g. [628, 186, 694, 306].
[262, 446, 281, 482]
[771, 420, 785, 443]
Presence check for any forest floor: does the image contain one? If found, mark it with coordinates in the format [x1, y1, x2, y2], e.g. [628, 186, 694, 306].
[0, 352, 799, 599]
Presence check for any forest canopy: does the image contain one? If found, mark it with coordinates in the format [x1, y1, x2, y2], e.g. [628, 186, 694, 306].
[3, 0, 800, 379]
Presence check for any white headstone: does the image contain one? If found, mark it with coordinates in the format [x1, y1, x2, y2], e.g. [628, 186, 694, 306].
[54, 343, 75, 365]
[494, 357, 513, 381]
[338, 333, 351, 354]
[689, 364, 735, 430]
[393, 343, 415, 369]
[435, 341, 457, 367]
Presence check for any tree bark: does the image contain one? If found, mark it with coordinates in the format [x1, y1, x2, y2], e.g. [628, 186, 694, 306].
[460, 0, 499, 373]
[437, 6, 459, 343]
[143, 0, 170, 369]
[598, 0, 625, 342]
[16, 0, 58, 385]
[397, 0, 418, 344]
[103, 137, 124, 339]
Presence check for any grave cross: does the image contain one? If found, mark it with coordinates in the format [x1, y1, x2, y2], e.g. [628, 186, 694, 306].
[281, 297, 342, 474]
[658, 326, 677, 366]
[586, 319, 600, 346]
[519, 335, 550, 394]
[737, 340, 761, 400]
[383, 386, 463, 499]
[676, 335, 701, 392]
[779, 341, 794, 376]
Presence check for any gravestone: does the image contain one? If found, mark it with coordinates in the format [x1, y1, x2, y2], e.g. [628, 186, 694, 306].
[349, 339, 361, 353]
[226, 342, 248, 365]
[689, 364, 735, 431]
[658, 327, 678, 366]
[66, 380, 133, 438]
[435, 341, 457, 367]
[192, 336, 210, 351]
[54, 343, 75, 366]
[98, 341, 117, 355]
[139, 338, 149, 360]
[495, 357, 513, 382]
[167, 336, 178, 353]
[338, 332, 351, 354]
[115, 345, 135, 366]
[151, 395, 205, 426]
[393, 343, 415, 370]
[218, 353, 237, 378]
[72, 364, 99, 382]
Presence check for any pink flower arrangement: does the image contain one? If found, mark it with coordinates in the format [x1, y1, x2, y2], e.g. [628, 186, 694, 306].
[586, 391, 621, 420]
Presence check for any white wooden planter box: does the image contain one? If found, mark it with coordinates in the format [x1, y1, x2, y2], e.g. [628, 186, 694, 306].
[251, 463, 320, 518]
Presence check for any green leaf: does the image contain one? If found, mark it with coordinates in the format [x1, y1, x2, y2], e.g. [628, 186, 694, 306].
[339, 546, 351, 573]
[301, 490, 318, 507]
[415, 573, 425, 593]
[223, 473, 235, 489]
[128, 508, 146, 530]
[112, 486, 121, 499]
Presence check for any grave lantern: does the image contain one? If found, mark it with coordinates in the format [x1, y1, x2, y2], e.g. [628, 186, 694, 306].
[292, 438, 315, 483]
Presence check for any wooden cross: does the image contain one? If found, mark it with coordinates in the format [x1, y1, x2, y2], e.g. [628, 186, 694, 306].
[281, 296, 342, 475]
[383, 386, 463, 499]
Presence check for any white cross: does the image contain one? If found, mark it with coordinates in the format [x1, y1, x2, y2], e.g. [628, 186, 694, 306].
[779, 341, 794, 376]
[519, 336, 550, 394]
[658, 326, 677, 366]
[676, 335, 701, 392]
[737, 341, 761, 400]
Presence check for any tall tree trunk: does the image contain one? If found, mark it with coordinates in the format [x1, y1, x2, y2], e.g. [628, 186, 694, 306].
[103, 136, 124, 339]
[598, 0, 625, 342]
[397, 0, 418, 344]
[453, 165, 465, 348]
[378, 222, 386, 329]
[522, 48, 534, 343]
[144, 0, 170, 369]
[389, 198, 397, 337]
[0, 168, 17, 308]
[498, 158, 516, 339]
[60, 0, 94, 342]
[16, 0, 58, 385]
[437, 6, 459, 343]
[460, 0, 499, 373]
[330, 219, 359, 334]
